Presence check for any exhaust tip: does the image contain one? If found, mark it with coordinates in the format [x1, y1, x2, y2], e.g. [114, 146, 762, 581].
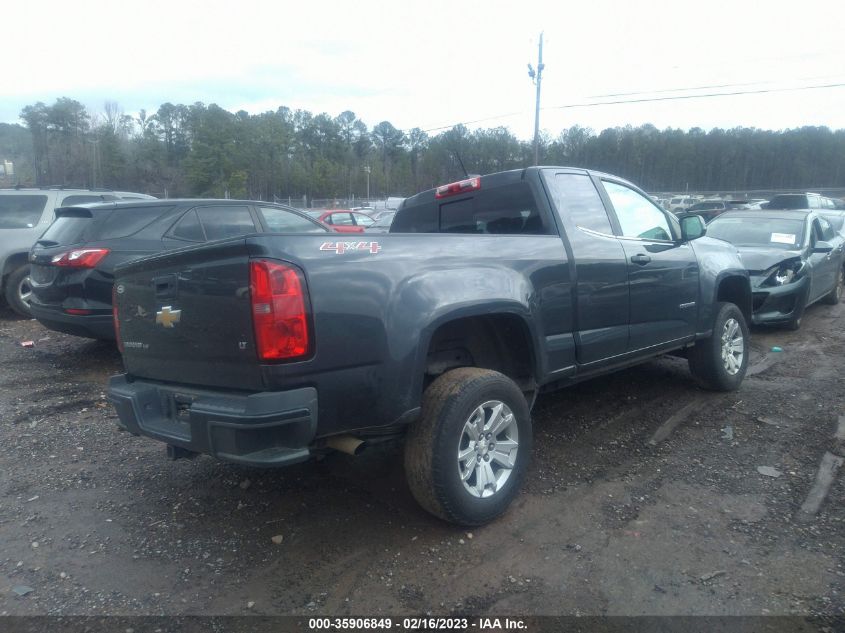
[326, 435, 366, 456]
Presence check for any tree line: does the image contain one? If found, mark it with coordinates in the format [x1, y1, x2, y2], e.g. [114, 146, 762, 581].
[1, 97, 844, 202]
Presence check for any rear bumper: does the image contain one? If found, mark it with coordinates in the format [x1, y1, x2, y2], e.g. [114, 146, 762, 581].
[107, 375, 318, 467]
[30, 301, 115, 340]
[750, 276, 809, 325]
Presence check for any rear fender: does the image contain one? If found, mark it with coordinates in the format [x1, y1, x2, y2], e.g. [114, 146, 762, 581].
[387, 266, 542, 411]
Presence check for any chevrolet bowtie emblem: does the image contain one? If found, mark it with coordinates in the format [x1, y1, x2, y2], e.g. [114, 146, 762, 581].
[155, 306, 181, 328]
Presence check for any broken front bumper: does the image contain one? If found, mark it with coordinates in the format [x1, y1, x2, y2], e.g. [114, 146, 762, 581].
[108, 375, 317, 467]
[750, 276, 809, 325]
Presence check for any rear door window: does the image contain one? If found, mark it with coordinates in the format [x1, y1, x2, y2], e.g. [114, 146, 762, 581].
[196, 206, 257, 241]
[0, 194, 48, 228]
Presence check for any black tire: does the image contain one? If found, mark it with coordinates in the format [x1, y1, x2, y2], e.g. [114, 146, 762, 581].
[821, 267, 843, 305]
[404, 368, 532, 526]
[4, 265, 32, 317]
[688, 302, 749, 391]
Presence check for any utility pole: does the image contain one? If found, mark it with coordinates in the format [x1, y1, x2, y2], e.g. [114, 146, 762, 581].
[87, 138, 100, 188]
[363, 164, 371, 201]
[528, 33, 545, 166]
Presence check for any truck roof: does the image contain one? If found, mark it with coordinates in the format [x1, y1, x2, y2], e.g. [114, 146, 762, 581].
[402, 166, 626, 209]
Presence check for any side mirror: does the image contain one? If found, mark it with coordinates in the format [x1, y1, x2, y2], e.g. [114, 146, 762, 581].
[812, 240, 833, 254]
[679, 214, 706, 241]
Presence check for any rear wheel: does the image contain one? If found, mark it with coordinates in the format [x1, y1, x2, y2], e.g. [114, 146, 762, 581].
[404, 368, 532, 526]
[821, 267, 843, 305]
[688, 302, 749, 391]
[4, 265, 32, 317]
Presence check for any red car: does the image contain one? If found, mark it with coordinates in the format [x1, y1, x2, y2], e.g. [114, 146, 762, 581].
[307, 210, 376, 233]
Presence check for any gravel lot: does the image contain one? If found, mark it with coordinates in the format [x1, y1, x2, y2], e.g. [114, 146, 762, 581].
[0, 300, 843, 619]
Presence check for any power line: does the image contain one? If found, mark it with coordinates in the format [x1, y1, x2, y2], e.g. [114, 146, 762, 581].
[419, 111, 524, 134]
[414, 81, 845, 134]
[546, 81, 845, 110]
[586, 74, 845, 99]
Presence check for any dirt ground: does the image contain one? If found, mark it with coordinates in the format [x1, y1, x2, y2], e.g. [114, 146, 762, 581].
[0, 300, 843, 620]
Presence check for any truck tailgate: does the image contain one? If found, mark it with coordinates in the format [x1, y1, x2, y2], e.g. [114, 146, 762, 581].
[115, 239, 264, 391]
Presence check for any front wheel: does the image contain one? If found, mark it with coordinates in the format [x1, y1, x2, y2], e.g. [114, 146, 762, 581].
[688, 302, 749, 391]
[404, 368, 532, 526]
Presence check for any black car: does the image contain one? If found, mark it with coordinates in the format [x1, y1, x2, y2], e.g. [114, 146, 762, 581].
[706, 210, 845, 329]
[29, 199, 328, 339]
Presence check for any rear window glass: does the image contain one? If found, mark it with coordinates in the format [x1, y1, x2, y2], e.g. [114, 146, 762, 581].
[767, 195, 809, 210]
[95, 205, 175, 240]
[40, 215, 95, 245]
[393, 182, 545, 234]
[197, 206, 257, 241]
[0, 195, 48, 229]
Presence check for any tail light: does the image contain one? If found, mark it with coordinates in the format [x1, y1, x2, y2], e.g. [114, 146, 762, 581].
[249, 259, 310, 360]
[112, 285, 123, 353]
[51, 248, 110, 268]
[435, 177, 481, 199]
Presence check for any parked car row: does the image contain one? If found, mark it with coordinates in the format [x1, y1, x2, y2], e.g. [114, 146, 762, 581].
[1, 191, 402, 322]
[6, 182, 843, 347]
[3, 170, 843, 527]
[0, 188, 157, 317]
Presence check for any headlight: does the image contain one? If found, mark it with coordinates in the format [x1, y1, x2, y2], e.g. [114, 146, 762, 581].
[761, 260, 805, 287]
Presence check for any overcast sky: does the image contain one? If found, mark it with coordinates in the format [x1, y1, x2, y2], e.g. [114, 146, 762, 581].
[4, 0, 845, 140]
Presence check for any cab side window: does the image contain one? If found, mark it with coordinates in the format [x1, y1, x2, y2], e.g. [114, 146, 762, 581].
[547, 173, 613, 234]
[196, 206, 257, 241]
[603, 181, 673, 241]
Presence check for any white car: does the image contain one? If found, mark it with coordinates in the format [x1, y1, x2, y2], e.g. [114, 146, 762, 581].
[668, 196, 699, 213]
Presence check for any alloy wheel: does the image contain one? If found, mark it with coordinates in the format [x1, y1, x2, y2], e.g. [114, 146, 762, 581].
[457, 400, 519, 498]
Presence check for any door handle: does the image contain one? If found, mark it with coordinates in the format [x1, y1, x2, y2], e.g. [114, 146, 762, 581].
[630, 254, 652, 265]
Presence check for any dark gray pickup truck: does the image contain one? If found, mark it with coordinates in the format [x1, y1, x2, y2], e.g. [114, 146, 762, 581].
[108, 167, 752, 525]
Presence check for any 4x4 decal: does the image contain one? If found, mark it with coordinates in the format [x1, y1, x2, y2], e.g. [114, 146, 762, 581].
[320, 241, 381, 254]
